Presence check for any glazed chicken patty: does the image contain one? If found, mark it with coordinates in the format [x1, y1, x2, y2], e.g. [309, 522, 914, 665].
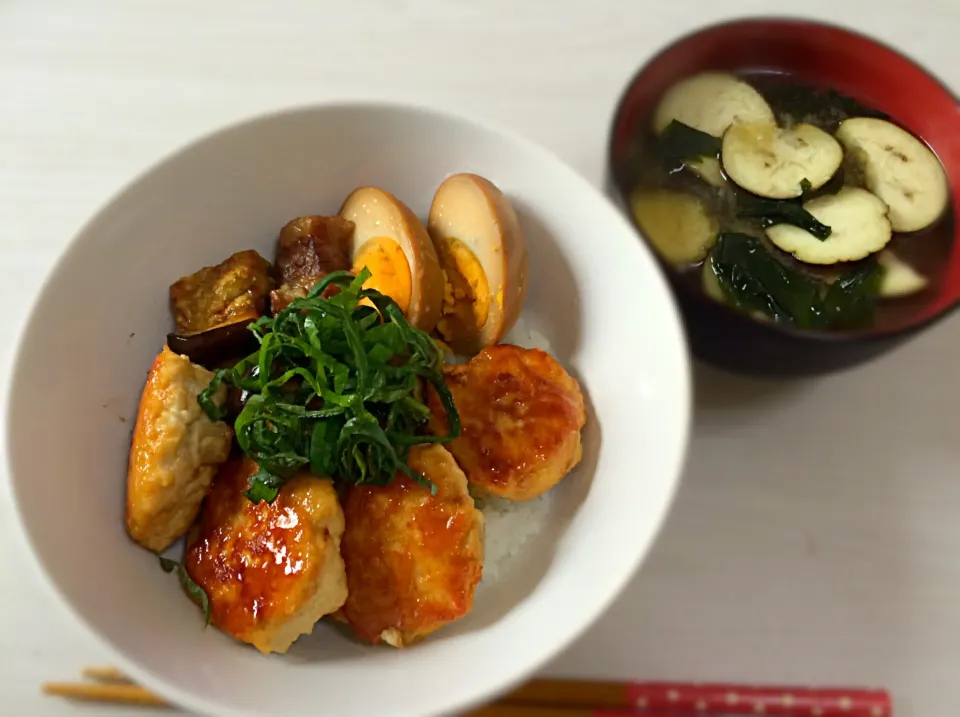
[184, 457, 348, 654]
[339, 445, 484, 647]
[126, 346, 233, 552]
[428, 344, 586, 501]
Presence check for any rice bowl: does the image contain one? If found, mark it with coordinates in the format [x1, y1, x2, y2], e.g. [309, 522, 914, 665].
[4, 102, 690, 717]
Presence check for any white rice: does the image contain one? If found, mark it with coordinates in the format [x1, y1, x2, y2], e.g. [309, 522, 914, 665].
[501, 316, 552, 354]
[448, 317, 556, 588]
[474, 492, 552, 586]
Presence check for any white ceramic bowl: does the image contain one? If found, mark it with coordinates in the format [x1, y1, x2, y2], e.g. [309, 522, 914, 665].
[4, 103, 690, 717]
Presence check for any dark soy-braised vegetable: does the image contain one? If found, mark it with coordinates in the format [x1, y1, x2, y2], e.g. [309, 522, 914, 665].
[166, 323, 260, 368]
[166, 250, 275, 366]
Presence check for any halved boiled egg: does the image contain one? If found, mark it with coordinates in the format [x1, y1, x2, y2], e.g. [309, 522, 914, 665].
[427, 173, 528, 356]
[339, 187, 444, 332]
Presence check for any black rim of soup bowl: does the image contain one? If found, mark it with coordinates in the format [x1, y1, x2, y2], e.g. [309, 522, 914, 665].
[605, 16, 960, 378]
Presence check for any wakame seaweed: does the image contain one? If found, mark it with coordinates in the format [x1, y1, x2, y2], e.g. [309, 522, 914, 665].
[756, 81, 889, 132]
[736, 192, 833, 240]
[711, 233, 883, 329]
[801, 169, 845, 200]
[820, 260, 885, 329]
[657, 120, 722, 170]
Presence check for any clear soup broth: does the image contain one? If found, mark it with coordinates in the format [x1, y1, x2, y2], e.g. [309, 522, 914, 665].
[621, 71, 954, 332]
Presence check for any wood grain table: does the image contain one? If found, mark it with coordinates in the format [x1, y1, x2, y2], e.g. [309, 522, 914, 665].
[2, 1, 960, 715]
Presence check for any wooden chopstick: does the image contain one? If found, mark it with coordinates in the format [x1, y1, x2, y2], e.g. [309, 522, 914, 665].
[43, 669, 893, 716]
[41, 681, 169, 706]
[80, 666, 132, 683]
[43, 666, 169, 707]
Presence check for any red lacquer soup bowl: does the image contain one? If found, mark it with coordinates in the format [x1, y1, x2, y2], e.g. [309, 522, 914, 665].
[607, 18, 960, 377]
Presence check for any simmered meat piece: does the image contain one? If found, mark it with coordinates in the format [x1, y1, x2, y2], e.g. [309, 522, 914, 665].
[270, 216, 355, 312]
[185, 457, 348, 654]
[339, 445, 484, 647]
[126, 346, 233, 552]
[428, 344, 586, 501]
[169, 250, 273, 334]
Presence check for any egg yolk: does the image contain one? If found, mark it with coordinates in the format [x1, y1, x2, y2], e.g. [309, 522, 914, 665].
[352, 237, 412, 314]
[435, 237, 489, 345]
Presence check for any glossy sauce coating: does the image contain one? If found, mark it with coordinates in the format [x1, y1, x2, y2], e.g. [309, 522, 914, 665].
[339, 445, 484, 647]
[428, 344, 586, 501]
[184, 456, 347, 653]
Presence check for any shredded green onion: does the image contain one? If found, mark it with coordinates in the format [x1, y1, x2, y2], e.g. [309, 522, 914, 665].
[198, 268, 461, 502]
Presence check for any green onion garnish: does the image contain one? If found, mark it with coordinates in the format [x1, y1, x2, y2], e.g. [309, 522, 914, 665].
[198, 268, 461, 503]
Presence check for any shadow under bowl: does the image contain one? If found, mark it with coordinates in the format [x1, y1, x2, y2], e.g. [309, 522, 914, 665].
[607, 16, 960, 377]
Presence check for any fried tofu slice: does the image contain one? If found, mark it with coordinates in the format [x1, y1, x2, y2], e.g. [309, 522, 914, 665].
[126, 346, 233, 552]
[270, 216, 355, 313]
[184, 457, 348, 654]
[169, 250, 273, 335]
[340, 445, 484, 647]
[428, 344, 586, 502]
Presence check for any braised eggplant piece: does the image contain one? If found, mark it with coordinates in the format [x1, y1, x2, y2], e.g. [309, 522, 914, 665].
[765, 187, 892, 265]
[629, 188, 719, 266]
[169, 250, 273, 334]
[836, 117, 949, 233]
[721, 122, 843, 199]
[166, 323, 259, 368]
[651, 72, 775, 188]
[168, 249, 273, 368]
[877, 249, 928, 297]
[270, 216, 355, 313]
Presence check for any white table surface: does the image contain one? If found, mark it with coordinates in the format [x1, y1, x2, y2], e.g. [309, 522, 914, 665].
[4, 1, 960, 715]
